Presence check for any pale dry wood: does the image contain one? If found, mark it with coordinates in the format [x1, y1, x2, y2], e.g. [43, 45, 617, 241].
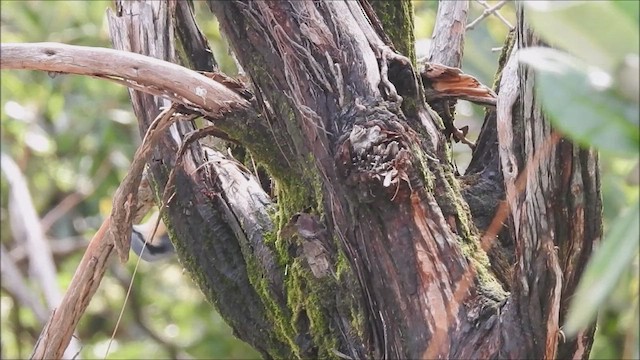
[422, 1, 474, 149]
[467, 0, 513, 31]
[0, 42, 249, 118]
[427, 1, 468, 67]
[108, 105, 178, 263]
[421, 62, 497, 106]
[1, 153, 82, 358]
[0, 154, 62, 309]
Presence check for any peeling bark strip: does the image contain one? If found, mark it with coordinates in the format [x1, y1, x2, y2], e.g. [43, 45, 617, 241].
[0, 0, 600, 358]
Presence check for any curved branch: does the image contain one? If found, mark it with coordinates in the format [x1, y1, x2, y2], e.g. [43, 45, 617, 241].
[0, 42, 248, 118]
[30, 103, 173, 359]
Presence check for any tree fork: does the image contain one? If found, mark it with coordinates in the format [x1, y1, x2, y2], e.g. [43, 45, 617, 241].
[0, 0, 600, 358]
[207, 1, 511, 358]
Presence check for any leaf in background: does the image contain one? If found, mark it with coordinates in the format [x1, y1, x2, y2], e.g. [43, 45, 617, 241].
[519, 47, 640, 157]
[564, 200, 640, 336]
[525, 1, 639, 72]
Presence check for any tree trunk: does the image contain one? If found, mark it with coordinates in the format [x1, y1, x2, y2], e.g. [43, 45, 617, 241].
[107, 1, 600, 358]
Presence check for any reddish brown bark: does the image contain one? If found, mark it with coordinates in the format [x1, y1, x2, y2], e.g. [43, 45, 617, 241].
[26, 1, 601, 358]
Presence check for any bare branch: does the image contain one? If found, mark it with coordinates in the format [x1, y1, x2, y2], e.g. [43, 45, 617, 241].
[427, 1, 469, 67]
[0, 42, 249, 118]
[1, 153, 82, 358]
[466, 1, 513, 31]
[108, 104, 179, 263]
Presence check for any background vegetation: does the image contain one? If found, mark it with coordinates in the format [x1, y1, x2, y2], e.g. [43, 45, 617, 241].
[0, 1, 636, 359]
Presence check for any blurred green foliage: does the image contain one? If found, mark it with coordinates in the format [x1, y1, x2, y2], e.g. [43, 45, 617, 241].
[1, 1, 634, 359]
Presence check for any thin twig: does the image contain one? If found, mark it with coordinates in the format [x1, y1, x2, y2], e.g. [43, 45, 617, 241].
[466, 0, 513, 31]
[110, 265, 192, 359]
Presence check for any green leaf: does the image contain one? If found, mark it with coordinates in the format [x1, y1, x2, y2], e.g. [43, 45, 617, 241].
[519, 47, 640, 157]
[564, 200, 640, 336]
[525, 1, 639, 72]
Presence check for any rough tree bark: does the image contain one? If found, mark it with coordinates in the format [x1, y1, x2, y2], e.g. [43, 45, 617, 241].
[106, 1, 600, 359]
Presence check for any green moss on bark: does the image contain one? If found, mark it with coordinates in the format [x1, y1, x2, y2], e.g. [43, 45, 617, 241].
[412, 142, 507, 301]
[370, 0, 417, 66]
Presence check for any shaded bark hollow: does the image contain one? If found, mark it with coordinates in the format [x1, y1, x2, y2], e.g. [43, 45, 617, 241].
[108, 1, 600, 358]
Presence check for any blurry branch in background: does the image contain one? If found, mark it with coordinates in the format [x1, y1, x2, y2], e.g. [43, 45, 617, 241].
[0, 243, 49, 325]
[1, 154, 61, 307]
[467, 0, 514, 31]
[40, 158, 113, 233]
[0, 153, 82, 358]
[10, 237, 89, 269]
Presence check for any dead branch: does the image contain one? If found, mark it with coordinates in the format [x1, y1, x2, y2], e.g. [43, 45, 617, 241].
[0, 42, 249, 119]
[421, 62, 497, 106]
[423, 1, 473, 149]
[108, 104, 179, 263]
[427, 1, 469, 67]
[467, 0, 513, 31]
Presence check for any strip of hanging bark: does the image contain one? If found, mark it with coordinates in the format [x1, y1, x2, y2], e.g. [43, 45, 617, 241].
[420, 62, 497, 107]
[0, 42, 250, 119]
[108, 104, 180, 263]
[30, 106, 179, 360]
